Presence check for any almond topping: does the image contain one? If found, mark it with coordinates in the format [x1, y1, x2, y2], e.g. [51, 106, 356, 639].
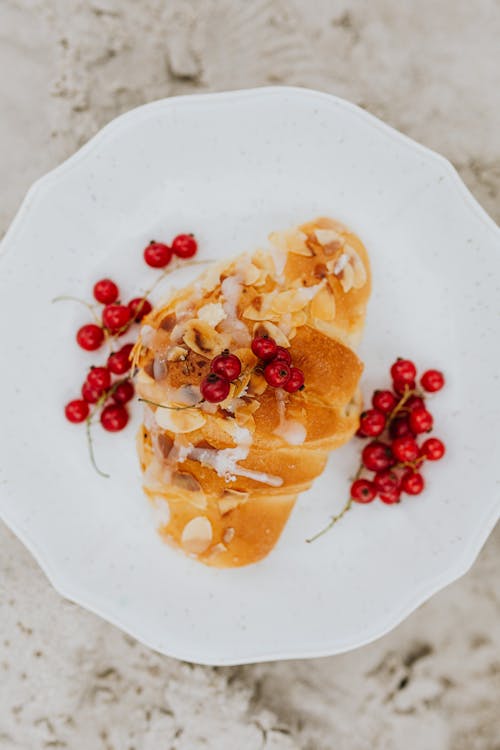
[181, 516, 213, 554]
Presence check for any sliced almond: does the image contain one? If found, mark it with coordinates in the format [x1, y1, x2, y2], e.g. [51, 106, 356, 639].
[314, 228, 344, 246]
[290, 310, 307, 329]
[181, 516, 213, 554]
[183, 319, 229, 358]
[242, 292, 279, 321]
[252, 321, 290, 348]
[172, 471, 202, 493]
[154, 405, 206, 433]
[272, 284, 323, 314]
[166, 345, 188, 362]
[247, 371, 268, 396]
[207, 543, 228, 558]
[345, 244, 367, 288]
[252, 249, 275, 275]
[222, 527, 235, 544]
[239, 262, 261, 286]
[269, 229, 308, 255]
[338, 262, 355, 293]
[197, 302, 227, 327]
[310, 284, 336, 321]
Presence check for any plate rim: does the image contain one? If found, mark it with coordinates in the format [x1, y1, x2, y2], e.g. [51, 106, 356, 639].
[1, 86, 499, 665]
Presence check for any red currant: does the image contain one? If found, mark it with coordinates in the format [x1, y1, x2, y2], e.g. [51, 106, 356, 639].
[390, 358, 417, 384]
[112, 380, 135, 405]
[409, 406, 433, 434]
[264, 361, 291, 388]
[379, 487, 401, 505]
[200, 373, 231, 403]
[93, 278, 119, 305]
[401, 471, 425, 495]
[108, 344, 134, 375]
[420, 437, 445, 461]
[389, 416, 412, 439]
[251, 336, 278, 361]
[100, 404, 129, 432]
[358, 409, 386, 437]
[172, 233, 198, 259]
[361, 441, 395, 471]
[283, 367, 305, 393]
[76, 324, 104, 351]
[64, 399, 89, 423]
[273, 346, 292, 365]
[391, 435, 419, 463]
[81, 381, 102, 404]
[210, 351, 242, 381]
[144, 241, 172, 268]
[128, 297, 152, 322]
[421, 369, 445, 392]
[350, 479, 377, 504]
[372, 390, 397, 414]
[86, 366, 111, 392]
[406, 395, 425, 411]
[102, 304, 131, 335]
[373, 469, 400, 493]
[393, 378, 416, 396]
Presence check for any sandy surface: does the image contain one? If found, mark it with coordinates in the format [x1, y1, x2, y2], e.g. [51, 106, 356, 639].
[1, 1, 499, 748]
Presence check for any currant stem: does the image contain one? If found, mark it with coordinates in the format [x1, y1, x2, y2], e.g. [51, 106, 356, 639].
[306, 497, 354, 543]
[386, 386, 414, 426]
[52, 295, 101, 325]
[85, 378, 131, 478]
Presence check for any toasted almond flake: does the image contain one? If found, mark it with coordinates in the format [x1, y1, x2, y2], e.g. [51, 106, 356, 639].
[345, 245, 368, 288]
[166, 345, 188, 362]
[252, 321, 290, 347]
[338, 263, 355, 293]
[181, 516, 213, 554]
[247, 371, 268, 396]
[208, 543, 228, 558]
[183, 319, 229, 358]
[154, 406, 206, 433]
[310, 284, 336, 321]
[239, 262, 261, 285]
[290, 309, 308, 329]
[333, 252, 349, 275]
[172, 471, 202, 493]
[271, 283, 323, 314]
[197, 302, 227, 327]
[314, 228, 344, 246]
[222, 527, 235, 544]
[270, 228, 308, 254]
[242, 292, 279, 321]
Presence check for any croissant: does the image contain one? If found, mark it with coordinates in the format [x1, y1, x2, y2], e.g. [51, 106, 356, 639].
[134, 217, 371, 567]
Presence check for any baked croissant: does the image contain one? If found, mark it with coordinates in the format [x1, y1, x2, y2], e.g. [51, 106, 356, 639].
[134, 217, 371, 567]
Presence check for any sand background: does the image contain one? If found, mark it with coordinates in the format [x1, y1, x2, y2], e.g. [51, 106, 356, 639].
[0, 1, 499, 748]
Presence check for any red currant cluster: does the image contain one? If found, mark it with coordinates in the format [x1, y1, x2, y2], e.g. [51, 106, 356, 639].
[351, 359, 445, 505]
[200, 351, 243, 403]
[144, 234, 197, 268]
[65, 342, 135, 432]
[63, 233, 198, 474]
[251, 336, 305, 393]
[196, 336, 305, 405]
[75, 233, 197, 353]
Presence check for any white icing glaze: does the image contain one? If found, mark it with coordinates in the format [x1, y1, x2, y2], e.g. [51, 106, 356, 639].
[187, 426, 283, 487]
[220, 274, 251, 346]
[273, 389, 307, 446]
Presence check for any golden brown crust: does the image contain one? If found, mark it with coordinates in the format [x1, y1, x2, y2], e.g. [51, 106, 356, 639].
[134, 217, 371, 567]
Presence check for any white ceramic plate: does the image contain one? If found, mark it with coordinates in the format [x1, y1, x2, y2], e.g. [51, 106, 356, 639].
[1, 88, 499, 665]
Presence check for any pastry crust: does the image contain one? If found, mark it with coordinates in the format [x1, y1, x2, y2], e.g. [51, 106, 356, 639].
[134, 217, 371, 567]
